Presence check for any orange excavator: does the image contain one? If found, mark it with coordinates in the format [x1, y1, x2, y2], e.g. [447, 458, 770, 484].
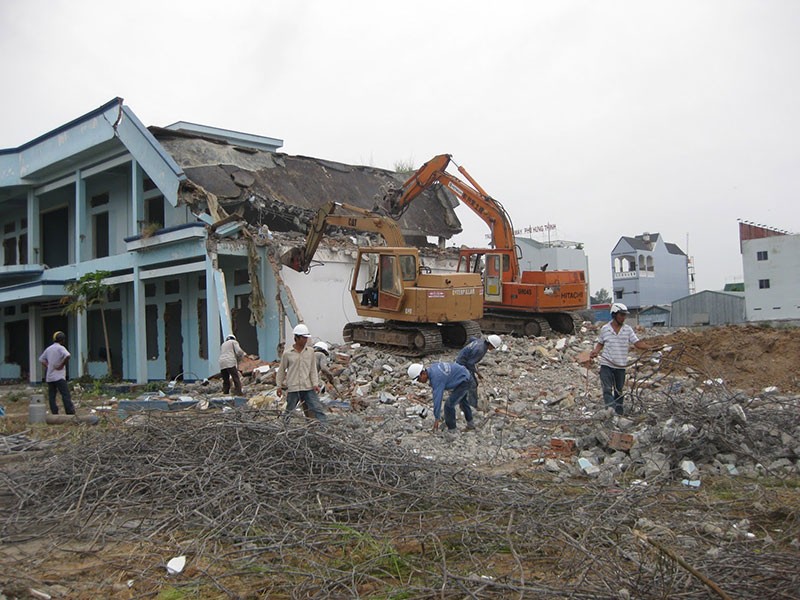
[384, 154, 588, 336]
[281, 201, 483, 354]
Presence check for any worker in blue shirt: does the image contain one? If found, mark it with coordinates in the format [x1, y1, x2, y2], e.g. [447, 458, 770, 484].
[455, 334, 502, 408]
[407, 361, 474, 433]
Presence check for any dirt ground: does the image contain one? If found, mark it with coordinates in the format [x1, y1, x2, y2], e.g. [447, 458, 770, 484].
[647, 324, 800, 395]
[1, 324, 799, 599]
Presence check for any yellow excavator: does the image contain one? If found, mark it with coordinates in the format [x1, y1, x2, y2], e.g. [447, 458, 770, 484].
[280, 201, 483, 355]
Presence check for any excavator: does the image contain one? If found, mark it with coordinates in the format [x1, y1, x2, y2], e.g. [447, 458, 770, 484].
[280, 201, 483, 355]
[384, 154, 588, 337]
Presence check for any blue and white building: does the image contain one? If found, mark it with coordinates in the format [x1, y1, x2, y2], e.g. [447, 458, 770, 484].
[610, 232, 690, 311]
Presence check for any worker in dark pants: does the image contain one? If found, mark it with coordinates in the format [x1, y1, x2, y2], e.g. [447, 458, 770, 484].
[408, 362, 474, 435]
[219, 334, 245, 396]
[456, 334, 502, 408]
[39, 331, 75, 415]
[589, 303, 652, 415]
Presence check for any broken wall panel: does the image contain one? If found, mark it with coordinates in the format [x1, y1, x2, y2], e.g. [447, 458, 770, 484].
[152, 128, 465, 241]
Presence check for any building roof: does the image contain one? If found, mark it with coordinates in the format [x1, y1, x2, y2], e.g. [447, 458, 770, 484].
[664, 242, 686, 256]
[614, 233, 685, 255]
[151, 126, 463, 239]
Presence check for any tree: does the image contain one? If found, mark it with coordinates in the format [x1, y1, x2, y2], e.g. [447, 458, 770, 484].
[590, 287, 611, 305]
[61, 270, 116, 377]
[393, 158, 415, 173]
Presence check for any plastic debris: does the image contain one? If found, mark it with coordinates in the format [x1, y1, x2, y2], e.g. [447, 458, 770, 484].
[166, 555, 186, 575]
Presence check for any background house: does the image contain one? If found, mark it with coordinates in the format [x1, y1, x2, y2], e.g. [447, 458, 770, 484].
[739, 221, 800, 322]
[611, 232, 690, 311]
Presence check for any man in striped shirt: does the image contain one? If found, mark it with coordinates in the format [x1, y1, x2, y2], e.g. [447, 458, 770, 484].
[588, 303, 651, 415]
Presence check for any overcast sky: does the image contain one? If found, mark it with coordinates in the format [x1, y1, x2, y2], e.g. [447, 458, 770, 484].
[2, 0, 798, 295]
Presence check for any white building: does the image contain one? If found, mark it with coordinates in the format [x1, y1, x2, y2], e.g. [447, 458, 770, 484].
[611, 232, 690, 311]
[739, 221, 800, 322]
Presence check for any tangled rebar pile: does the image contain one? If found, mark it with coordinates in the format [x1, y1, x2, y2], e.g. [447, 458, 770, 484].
[2, 410, 798, 599]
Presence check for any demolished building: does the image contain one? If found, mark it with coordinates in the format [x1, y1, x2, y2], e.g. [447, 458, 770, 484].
[0, 98, 466, 384]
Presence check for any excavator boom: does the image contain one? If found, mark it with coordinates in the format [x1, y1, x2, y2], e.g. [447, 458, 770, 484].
[383, 155, 588, 336]
[386, 154, 518, 268]
[281, 201, 406, 272]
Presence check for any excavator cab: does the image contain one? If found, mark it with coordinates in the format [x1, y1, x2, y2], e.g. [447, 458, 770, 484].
[458, 249, 512, 303]
[280, 201, 483, 354]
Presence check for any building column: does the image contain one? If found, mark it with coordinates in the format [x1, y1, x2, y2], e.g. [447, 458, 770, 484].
[28, 306, 42, 384]
[27, 189, 39, 266]
[260, 247, 281, 361]
[206, 252, 222, 377]
[74, 170, 87, 377]
[131, 161, 144, 236]
[132, 265, 148, 383]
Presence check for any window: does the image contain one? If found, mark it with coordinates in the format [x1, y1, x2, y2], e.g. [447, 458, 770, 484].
[758, 279, 770, 289]
[3, 238, 16, 266]
[94, 212, 109, 258]
[400, 255, 417, 281]
[379, 255, 401, 295]
[756, 251, 768, 261]
[165, 279, 180, 295]
[90, 192, 109, 208]
[615, 290, 623, 300]
[2, 219, 27, 266]
[145, 195, 165, 229]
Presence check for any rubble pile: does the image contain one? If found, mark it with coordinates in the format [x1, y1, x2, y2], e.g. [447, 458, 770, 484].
[300, 326, 799, 484]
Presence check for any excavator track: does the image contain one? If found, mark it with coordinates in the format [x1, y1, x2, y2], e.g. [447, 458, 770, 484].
[545, 312, 584, 335]
[440, 320, 482, 348]
[478, 311, 553, 338]
[343, 321, 444, 356]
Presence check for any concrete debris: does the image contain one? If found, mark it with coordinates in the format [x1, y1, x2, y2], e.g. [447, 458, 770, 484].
[3, 323, 799, 489]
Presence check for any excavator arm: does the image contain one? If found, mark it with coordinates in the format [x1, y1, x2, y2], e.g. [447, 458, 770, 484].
[384, 154, 519, 279]
[281, 201, 406, 272]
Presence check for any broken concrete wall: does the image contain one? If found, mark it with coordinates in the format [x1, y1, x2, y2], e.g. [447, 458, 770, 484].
[152, 128, 464, 242]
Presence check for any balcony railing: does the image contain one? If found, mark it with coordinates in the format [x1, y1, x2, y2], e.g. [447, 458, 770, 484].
[613, 270, 654, 280]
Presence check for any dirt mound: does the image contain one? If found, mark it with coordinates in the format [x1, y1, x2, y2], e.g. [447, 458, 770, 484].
[648, 325, 800, 394]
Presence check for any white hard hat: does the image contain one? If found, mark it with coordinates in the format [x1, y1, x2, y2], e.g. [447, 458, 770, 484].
[313, 341, 330, 353]
[292, 323, 311, 337]
[610, 303, 629, 315]
[487, 334, 502, 349]
[407, 363, 424, 381]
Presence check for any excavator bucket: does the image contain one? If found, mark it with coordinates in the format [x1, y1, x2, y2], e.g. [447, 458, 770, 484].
[279, 247, 305, 272]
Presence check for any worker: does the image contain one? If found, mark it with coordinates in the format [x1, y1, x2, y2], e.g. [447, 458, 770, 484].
[313, 341, 338, 398]
[408, 361, 474, 435]
[276, 324, 326, 423]
[588, 303, 651, 415]
[219, 334, 245, 396]
[456, 334, 502, 408]
[39, 331, 75, 415]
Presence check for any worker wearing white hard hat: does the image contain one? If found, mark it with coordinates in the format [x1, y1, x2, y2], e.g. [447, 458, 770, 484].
[276, 324, 326, 422]
[455, 333, 502, 409]
[219, 333, 245, 396]
[589, 303, 652, 415]
[408, 361, 474, 434]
